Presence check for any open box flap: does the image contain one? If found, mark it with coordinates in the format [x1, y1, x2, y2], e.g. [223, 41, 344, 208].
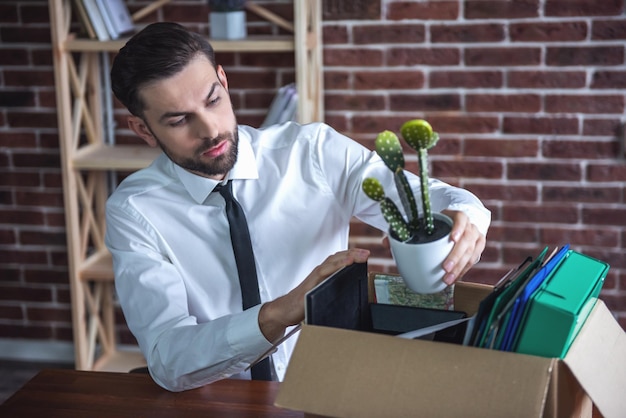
[562, 300, 626, 418]
[276, 325, 554, 418]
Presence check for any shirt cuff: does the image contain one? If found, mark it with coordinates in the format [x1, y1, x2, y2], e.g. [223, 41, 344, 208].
[225, 304, 274, 362]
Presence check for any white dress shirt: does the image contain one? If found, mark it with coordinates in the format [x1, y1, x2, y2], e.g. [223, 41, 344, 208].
[105, 122, 491, 391]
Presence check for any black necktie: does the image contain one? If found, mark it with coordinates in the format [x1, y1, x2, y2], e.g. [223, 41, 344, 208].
[214, 180, 273, 381]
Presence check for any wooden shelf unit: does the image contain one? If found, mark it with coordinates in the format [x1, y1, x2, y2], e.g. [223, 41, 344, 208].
[48, 0, 323, 372]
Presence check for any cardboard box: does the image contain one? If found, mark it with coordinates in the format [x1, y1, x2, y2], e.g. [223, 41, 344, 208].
[275, 282, 626, 417]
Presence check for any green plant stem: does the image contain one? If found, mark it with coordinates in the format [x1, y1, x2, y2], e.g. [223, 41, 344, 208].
[394, 169, 420, 235]
[418, 148, 434, 235]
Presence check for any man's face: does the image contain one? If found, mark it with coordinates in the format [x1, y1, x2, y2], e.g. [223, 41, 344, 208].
[129, 54, 238, 180]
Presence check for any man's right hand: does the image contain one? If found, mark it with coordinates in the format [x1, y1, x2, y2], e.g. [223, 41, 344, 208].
[258, 248, 370, 343]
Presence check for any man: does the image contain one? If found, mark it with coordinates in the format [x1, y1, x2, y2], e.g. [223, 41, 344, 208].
[106, 22, 490, 391]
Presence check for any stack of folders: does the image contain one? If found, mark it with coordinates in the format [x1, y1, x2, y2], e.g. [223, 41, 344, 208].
[466, 244, 610, 358]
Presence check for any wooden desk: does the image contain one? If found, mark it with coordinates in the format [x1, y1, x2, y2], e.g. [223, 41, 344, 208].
[0, 369, 303, 417]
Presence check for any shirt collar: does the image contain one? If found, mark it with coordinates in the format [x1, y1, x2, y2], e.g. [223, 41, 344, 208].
[173, 128, 258, 204]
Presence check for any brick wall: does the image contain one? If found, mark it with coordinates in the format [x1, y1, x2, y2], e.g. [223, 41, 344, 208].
[0, 0, 624, 353]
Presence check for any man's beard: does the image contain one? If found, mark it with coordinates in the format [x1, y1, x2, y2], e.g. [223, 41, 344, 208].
[151, 124, 239, 178]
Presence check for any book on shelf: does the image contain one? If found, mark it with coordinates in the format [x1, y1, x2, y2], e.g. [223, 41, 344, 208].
[96, 0, 135, 39]
[261, 83, 298, 128]
[72, 0, 96, 39]
[79, 0, 110, 41]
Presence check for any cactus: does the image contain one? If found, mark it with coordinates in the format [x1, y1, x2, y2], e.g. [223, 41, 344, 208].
[362, 177, 411, 241]
[362, 119, 440, 240]
[400, 119, 439, 235]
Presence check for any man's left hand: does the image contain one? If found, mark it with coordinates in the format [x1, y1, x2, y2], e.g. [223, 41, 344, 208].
[441, 210, 486, 285]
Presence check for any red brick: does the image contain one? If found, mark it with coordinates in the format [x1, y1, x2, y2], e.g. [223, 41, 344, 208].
[21, 230, 67, 246]
[26, 307, 72, 323]
[583, 119, 622, 136]
[323, 25, 349, 44]
[592, 19, 626, 40]
[0, 172, 41, 188]
[582, 208, 626, 226]
[387, 47, 460, 66]
[545, 95, 624, 114]
[390, 93, 461, 112]
[541, 227, 619, 248]
[15, 190, 64, 208]
[0, 305, 23, 320]
[508, 162, 582, 181]
[0, 5, 18, 23]
[325, 93, 385, 111]
[226, 71, 277, 90]
[432, 160, 503, 179]
[43, 171, 63, 189]
[543, 185, 621, 203]
[0, 285, 52, 302]
[0, 229, 17, 245]
[503, 203, 579, 224]
[541, 227, 619, 247]
[430, 116, 500, 134]
[353, 115, 502, 135]
[0, 91, 36, 107]
[510, 21, 587, 42]
[323, 0, 380, 20]
[12, 152, 61, 169]
[163, 4, 210, 23]
[500, 225, 539, 243]
[0, 26, 51, 43]
[506, 68, 584, 89]
[430, 71, 503, 88]
[466, 94, 541, 112]
[545, 0, 624, 17]
[543, 139, 619, 159]
[324, 114, 348, 132]
[323, 71, 350, 89]
[431, 137, 461, 156]
[465, 138, 539, 157]
[0, 324, 54, 339]
[354, 24, 425, 44]
[387, 1, 459, 20]
[6, 111, 58, 129]
[324, 48, 384, 67]
[587, 164, 626, 182]
[465, 47, 541, 66]
[431, 23, 505, 43]
[463, 183, 538, 202]
[0, 48, 29, 66]
[592, 71, 626, 89]
[503, 116, 578, 135]
[24, 269, 69, 285]
[3, 69, 54, 87]
[0, 209, 45, 225]
[465, 0, 539, 19]
[354, 71, 424, 90]
[45, 211, 66, 228]
[54, 325, 75, 342]
[546, 46, 624, 66]
[20, 5, 50, 24]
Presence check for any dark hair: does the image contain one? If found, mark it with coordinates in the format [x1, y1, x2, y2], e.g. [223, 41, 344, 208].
[111, 22, 217, 117]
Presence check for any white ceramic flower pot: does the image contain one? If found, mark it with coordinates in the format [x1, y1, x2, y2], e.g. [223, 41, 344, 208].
[210, 11, 247, 40]
[388, 213, 454, 294]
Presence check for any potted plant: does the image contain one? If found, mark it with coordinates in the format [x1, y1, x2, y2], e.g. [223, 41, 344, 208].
[208, 0, 247, 40]
[362, 119, 453, 294]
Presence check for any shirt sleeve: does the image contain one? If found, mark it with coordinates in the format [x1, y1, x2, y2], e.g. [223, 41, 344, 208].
[105, 198, 273, 392]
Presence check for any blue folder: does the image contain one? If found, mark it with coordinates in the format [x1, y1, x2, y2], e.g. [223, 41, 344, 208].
[499, 244, 570, 351]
